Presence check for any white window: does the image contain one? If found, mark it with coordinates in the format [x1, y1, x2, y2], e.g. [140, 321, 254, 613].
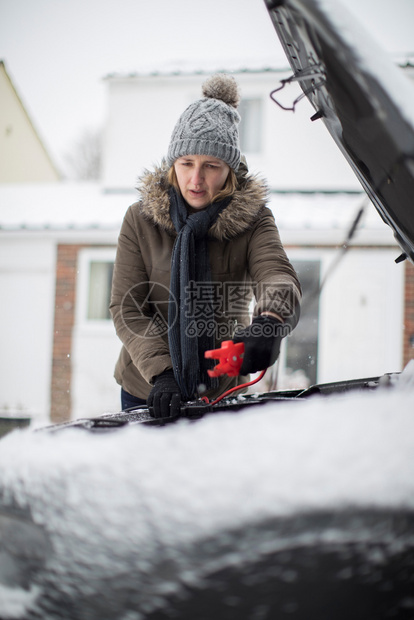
[239, 98, 263, 154]
[76, 248, 116, 325]
[87, 261, 114, 320]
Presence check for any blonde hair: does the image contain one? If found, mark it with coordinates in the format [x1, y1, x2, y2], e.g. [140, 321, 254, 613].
[167, 165, 237, 204]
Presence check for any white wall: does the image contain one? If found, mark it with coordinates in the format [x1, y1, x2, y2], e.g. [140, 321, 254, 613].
[0, 236, 56, 423]
[71, 247, 122, 419]
[102, 70, 359, 192]
[276, 246, 404, 387]
[71, 324, 122, 419]
[317, 248, 404, 382]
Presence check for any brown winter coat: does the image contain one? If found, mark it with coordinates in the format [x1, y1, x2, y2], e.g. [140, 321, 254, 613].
[110, 162, 301, 400]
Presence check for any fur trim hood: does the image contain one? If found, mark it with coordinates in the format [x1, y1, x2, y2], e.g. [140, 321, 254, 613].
[136, 160, 269, 241]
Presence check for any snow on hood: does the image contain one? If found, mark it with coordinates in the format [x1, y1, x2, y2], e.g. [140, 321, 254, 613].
[0, 365, 413, 618]
[0, 369, 413, 537]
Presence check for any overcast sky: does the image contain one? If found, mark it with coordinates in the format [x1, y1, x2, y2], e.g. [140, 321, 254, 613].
[1, 0, 413, 173]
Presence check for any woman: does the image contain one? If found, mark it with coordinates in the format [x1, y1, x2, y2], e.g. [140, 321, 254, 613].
[110, 74, 301, 418]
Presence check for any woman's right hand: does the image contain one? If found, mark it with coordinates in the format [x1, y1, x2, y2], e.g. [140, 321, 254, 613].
[233, 315, 284, 375]
[147, 370, 182, 419]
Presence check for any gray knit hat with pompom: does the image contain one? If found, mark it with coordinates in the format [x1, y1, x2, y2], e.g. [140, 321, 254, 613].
[167, 74, 241, 170]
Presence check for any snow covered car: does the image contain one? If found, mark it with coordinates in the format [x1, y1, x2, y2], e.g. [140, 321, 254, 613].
[1, 0, 414, 619]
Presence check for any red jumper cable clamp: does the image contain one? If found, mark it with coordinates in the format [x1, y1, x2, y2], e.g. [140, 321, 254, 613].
[203, 340, 266, 406]
[205, 340, 245, 377]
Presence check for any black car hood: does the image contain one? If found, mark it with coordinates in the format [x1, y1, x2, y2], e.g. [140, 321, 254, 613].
[264, 0, 414, 263]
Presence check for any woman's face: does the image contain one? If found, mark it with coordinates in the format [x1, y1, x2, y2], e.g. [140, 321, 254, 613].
[174, 155, 230, 209]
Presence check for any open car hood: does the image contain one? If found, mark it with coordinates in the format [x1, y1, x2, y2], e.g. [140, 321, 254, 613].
[264, 0, 414, 263]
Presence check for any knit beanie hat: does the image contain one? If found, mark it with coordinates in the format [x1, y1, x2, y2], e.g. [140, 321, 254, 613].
[167, 74, 241, 170]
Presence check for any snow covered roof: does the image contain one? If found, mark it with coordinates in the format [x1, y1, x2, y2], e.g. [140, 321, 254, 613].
[0, 182, 397, 246]
[102, 54, 414, 82]
[103, 58, 290, 81]
[0, 182, 128, 231]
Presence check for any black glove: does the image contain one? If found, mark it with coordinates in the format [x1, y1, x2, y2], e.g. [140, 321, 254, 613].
[233, 315, 284, 375]
[147, 370, 182, 419]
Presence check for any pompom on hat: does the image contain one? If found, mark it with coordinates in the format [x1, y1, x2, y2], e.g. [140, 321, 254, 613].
[166, 74, 241, 170]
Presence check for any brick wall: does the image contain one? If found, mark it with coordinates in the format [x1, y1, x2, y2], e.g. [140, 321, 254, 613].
[403, 260, 414, 368]
[50, 244, 86, 423]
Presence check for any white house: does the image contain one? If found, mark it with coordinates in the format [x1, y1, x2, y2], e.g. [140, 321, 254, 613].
[1, 61, 413, 424]
[102, 62, 359, 193]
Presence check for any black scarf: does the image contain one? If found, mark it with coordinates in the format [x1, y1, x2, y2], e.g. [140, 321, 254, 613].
[168, 187, 231, 400]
